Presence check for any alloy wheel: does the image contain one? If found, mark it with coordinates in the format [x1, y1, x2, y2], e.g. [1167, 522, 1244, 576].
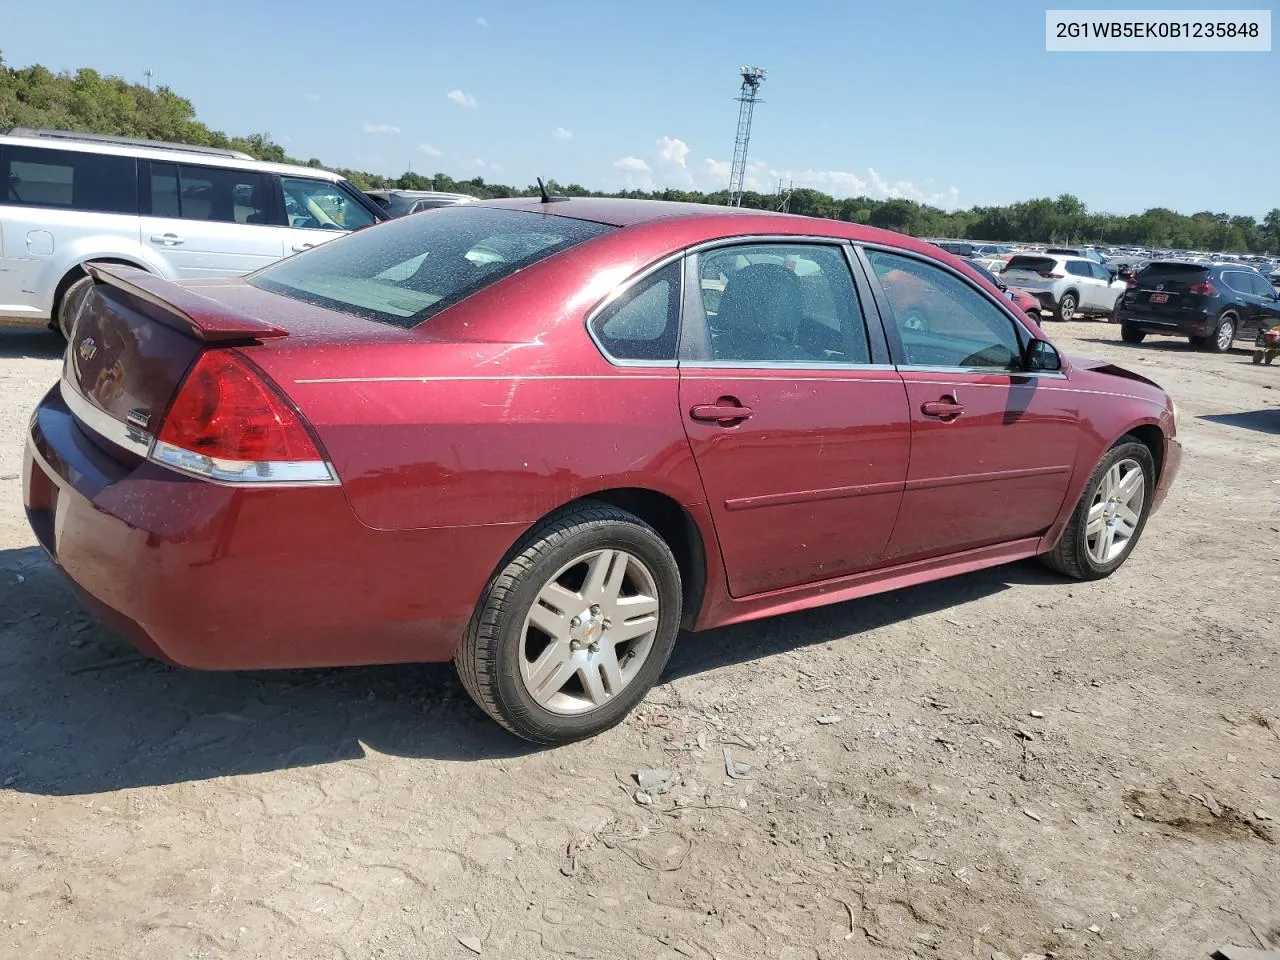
[1217, 319, 1235, 351]
[518, 548, 661, 715]
[1085, 458, 1145, 564]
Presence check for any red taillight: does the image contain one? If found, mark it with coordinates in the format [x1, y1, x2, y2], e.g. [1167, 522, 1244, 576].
[1126, 278, 1139, 288]
[1188, 281, 1217, 296]
[153, 350, 332, 484]
[1039, 271, 1064, 279]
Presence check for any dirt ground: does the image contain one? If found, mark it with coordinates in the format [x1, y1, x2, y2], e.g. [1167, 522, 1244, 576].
[0, 320, 1277, 960]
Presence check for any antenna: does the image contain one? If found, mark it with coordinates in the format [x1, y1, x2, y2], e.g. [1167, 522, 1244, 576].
[143, 68, 155, 90]
[537, 177, 569, 203]
[727, 66, 766, 207]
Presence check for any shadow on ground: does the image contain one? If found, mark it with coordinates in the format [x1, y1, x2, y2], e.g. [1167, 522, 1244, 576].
[0, 327, 64, 360]
[1198, 410, 1280, 435]
[0, 543, 1056, 795]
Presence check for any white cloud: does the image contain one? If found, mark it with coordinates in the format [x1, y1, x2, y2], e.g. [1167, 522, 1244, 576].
[656, 136, 690, 168]
[614, 156, 650, 172]
[553, 127, 573, 140]
[447, 89, 478, 108]
[698, 156, 960, 209]
[304, 92, 320, 103]
[361, 122, 400, 134]
[475, 16, 489, 27]
[418, 142, 443, 157]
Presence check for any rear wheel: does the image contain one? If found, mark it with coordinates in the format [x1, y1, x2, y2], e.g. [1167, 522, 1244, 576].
[1254, 352, 1265, 365]
[54, 274, 95, 340]
[1204, 315, 1236, 353]
[456, 502, 682, 744]
[1120, 323, 1146, 344]
[1054, 292, 1078, 322]
[1041, 440, 1155, 581]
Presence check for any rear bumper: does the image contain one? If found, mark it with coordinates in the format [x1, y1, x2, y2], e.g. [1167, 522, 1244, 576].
[24, 384, 524, 670]
[1116, 308, 1215, 337]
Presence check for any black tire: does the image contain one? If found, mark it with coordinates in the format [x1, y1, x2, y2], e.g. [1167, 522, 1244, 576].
[1054, 292, 1078, 322]
[1204, 314, 1236, 353]
[1040, 439, 1156, 581]
[1254, 352, 1265, 365]
[54, 274, 95, 340]
[456, 502, 682, 744]
[1120, 323, 1146, 344]
[1266, 354, 1276, 366]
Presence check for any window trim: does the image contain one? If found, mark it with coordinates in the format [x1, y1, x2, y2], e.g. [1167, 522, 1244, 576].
[678, 236, 889, 369]
[854, 242, 1046, 376]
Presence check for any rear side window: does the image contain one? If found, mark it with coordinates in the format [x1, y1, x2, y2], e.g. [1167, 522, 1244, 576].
[249, 206, 612, 328]
[590, 261, 681, 361]
[1065, 261, 1091, 277]
[149, 162, 269, 224]
[1005, 256, 1056, 273]
[1221, 271, 1254, 295]
[1, 145, 138, 215]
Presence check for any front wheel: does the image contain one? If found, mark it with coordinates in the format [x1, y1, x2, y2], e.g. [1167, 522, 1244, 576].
[1041, 440, 1155, 580]
[456, 502, 682, 744]
[1054, 293, 1078, 322]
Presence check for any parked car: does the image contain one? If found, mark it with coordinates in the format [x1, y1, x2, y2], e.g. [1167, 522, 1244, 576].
[1116, 261, 1280, 351]
[930, 239, 977, 258]
[364, 189, 477, 217]
[1001, 253, 1127, 321]
[0, 128, 386, 337]
[963, 257, 1043, 322]
[25, 198, 1181, 743]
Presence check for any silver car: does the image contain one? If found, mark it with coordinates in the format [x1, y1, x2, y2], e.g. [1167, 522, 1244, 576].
[1001, 253, 1128, 322]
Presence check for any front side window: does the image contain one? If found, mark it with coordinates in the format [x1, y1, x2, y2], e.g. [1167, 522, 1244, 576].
[149, 162, 269, 224]
[1250, 273, 1277, 298]
[694, 243, 870, 364]
[866, 250, 1023, 370]
[2, 146, 137, 215]
[249, 206, 612, 328]
[590, 262, 680, 361]
[281, 176, 376, 231]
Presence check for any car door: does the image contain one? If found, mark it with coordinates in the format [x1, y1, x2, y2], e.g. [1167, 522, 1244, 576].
[861, 247, 1081, 565]
[140, 161, 284, 278]
[1064, 260, 1096, 308]
[678, 241, 911, 597]
[1091, 261, 1125, 312]
[277, 175, 378, 256]
[1249, 272, 1280, 331]
[1220, 270, 1261, 333]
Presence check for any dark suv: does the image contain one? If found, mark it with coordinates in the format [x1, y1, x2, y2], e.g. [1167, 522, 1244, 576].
[1115, 261, 1280, 352]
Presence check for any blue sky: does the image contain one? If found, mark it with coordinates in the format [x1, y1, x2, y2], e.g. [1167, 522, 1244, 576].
[3, 0, 1276, 215]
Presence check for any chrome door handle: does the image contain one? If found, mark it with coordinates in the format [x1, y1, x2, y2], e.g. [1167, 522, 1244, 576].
[921, 396, 964, 420]
[150, 233, 184, 245]
[689, 400, 753, 424]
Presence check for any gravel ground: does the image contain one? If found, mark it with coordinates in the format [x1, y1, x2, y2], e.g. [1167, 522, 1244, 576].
[0, 320, 1277, 960]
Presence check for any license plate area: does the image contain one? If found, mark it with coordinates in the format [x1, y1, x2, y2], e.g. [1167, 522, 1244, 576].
[1149, 293, 1169, 303]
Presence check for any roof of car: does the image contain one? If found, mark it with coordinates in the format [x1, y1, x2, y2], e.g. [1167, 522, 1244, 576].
[0, 130, 347, 182]
[367, 189, 477, 201]
[473, 196, 793, 228]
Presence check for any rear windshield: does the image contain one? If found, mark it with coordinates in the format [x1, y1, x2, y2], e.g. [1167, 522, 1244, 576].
[1137, 262, 1210, 281]
[1005, 256, 1057, 273]
[249, 206, 613, 327]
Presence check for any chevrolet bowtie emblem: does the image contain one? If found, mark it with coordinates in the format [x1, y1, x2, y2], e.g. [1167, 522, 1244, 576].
[77, 337, 98, 362]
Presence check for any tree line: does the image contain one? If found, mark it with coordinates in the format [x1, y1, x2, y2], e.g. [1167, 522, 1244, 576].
[3, 56, 1277, 254]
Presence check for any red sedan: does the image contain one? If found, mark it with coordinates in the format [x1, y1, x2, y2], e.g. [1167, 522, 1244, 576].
[25, 199, 1181, 743]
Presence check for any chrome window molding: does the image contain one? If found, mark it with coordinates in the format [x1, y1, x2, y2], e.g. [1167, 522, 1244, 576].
[896, 365, 1068, 379]
[678, 360, 891, 372]
[584, 250, 686, 367]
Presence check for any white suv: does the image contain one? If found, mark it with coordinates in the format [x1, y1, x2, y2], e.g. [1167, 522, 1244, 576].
[1001, 253, 1127, 322]
[1, 128, 385, 335]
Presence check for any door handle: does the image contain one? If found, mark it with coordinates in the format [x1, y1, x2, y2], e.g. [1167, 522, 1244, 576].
[291, 243, 316, 253]
[690, 399, 753, 424]
[150, 233, 184, 245]
[921, 396, 964, 420]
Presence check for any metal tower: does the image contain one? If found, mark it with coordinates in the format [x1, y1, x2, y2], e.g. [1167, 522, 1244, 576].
[727, 66, 766, 206]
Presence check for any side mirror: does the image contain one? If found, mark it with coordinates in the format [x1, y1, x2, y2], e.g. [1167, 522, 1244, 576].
[1024, 338, 1062, 372]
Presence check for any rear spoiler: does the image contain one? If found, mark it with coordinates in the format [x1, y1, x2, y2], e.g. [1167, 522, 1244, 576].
[86, 264, 288, 342]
